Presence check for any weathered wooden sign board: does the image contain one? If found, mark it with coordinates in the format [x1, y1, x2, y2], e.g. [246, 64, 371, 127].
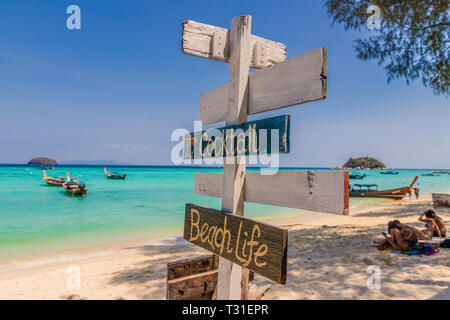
[184, 204, 288, 284]
[195, 171, 349, 215]
[182, 20, 287, 69]
[200, 47, 327, 124]
[167, 255, 219, 300]
[184, 115, 290, 160]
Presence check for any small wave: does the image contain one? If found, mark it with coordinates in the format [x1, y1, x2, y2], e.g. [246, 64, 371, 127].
[0, 248, 117, 274]
[0, 236, 187, 274]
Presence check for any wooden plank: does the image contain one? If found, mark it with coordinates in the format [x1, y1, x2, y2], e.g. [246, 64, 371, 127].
[432, 193, 450, 208]
[167, 255, 218, 281]
[167, 270, 218, 300]
[182, 20, 286, 69]
[218, 15, 250, 301]
[199, 47, 327, 124]
[195, 171, 350, 215]
[184, 204, 288, 284]
[183, 115, 290, 160]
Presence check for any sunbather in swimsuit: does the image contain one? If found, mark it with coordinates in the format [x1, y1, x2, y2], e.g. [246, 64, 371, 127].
[377, 220, 418, 251]
[419, 210, 447, 239]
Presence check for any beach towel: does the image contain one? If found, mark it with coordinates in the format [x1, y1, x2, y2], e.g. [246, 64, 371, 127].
[378, 243, 440, 256]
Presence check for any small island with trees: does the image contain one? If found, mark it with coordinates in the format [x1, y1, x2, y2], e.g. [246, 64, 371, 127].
[27, 157, 58, 165]
[338, 156, 386, 170]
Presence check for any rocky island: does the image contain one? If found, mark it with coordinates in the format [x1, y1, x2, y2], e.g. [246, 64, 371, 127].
[27, 157, 58, 165]
[337, 157, 386, 170]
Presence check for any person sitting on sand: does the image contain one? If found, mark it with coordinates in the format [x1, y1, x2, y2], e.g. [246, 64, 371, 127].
[419, 210, 447, 239]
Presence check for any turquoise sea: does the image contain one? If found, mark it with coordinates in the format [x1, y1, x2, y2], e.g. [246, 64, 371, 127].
[0, 165, 449, 266]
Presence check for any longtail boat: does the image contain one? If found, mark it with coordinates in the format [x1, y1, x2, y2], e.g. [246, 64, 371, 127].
[62, 173, 87, 196]
[421, 173, 439, 176]
[104, 167, 126, 180]
[36, 165, 54, 170]
[350, 176, 418, 200]
[43, 170, 66, 186]
[432, 193, 450, 208]
[380, 170, 399, 175]
[349, 173, 366, 179]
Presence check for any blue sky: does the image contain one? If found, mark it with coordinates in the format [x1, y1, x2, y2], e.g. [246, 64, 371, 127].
[0, 0, 448, 168]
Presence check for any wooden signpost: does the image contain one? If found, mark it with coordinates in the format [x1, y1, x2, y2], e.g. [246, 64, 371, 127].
[174, 15, 349, 300]
[184, 115, 290, 160]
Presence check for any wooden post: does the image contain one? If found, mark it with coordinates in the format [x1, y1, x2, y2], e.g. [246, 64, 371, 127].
[217, 15, 251, 300]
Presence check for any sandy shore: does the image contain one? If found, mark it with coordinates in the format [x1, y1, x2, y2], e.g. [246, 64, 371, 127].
[0, 196, 449, 300]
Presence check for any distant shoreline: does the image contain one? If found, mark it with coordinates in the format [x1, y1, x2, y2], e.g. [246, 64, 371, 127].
[1, 164, 449, 170]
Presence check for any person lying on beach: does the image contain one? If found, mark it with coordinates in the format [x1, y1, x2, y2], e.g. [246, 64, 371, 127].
[419, 210, 447, 239]
[376, 220, 417, 251]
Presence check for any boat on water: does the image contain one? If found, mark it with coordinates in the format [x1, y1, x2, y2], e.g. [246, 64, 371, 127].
[62, 173, 87, 196]
[43, 170, 66, 186]
[350, 176, 419, 200]
[104, 168, 126, 180]
[380, 170, 399, 175]
[349, 173, 366, 179]
[432, 193, 450, 208]
[421, 173, 440, 176]
[35, 165, 54, 170]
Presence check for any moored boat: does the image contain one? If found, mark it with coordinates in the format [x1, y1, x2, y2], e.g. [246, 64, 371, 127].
[432, 193, 450, 208]
[350, 176, 418, 200]
[62, 173, 87, 196]
[104, 167, 126, 180]
[43, 170, 66, 186]
[380, 170, 399, 175]
[349, 173, 366, 179]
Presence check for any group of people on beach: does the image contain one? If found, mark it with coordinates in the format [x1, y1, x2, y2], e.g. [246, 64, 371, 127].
[376, 210, 447, 251]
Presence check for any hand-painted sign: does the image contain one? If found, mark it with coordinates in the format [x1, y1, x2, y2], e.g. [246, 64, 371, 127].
[184, 115, 290, 160]
[184, 204, 288, 284]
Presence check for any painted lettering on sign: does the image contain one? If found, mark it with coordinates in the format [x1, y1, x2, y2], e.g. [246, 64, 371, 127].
[184, 115, 290, 160]
[184, 204, 288, 284]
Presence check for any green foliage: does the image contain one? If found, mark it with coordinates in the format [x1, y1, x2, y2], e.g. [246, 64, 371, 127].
[343, 156, 386, 169]
[324, 0, 449, 96]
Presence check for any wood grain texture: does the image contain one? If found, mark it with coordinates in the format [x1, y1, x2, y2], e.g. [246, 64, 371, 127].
[167, 255, 219, 281]
[199, 47, 327, 124]
[219, 15, 251, 301]
[195, 171, 350, 215]
[167, 270, 218, 300]
[184, 204, 288, 284]
[182, 20, 286, 69]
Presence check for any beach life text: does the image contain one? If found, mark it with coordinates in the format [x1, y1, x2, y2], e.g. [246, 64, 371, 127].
[184, 204, 288, 284]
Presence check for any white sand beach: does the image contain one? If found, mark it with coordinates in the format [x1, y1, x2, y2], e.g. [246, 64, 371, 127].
[0, 196, 449, 300]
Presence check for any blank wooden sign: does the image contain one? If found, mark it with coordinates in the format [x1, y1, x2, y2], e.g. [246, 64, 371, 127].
[167, 255, 219, 300]
[200, 47, 327, 124]
[184, 204, 288, 284]
[195, 171, 350, 215]
[182, 20, 286, 69]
